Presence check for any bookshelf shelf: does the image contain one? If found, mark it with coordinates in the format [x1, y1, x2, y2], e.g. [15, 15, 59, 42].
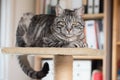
[83, 13, 104, 19]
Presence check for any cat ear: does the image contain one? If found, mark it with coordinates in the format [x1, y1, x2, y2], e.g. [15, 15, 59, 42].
[55, 5, 64, 16]
[75, 6, 85, 16]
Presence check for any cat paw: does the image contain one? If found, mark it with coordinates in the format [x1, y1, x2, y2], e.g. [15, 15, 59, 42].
[66, 41, 80, 48]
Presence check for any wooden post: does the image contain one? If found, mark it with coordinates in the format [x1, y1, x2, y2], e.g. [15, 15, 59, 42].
[54, 55, 73, 80]
[34, 56, 42, 71]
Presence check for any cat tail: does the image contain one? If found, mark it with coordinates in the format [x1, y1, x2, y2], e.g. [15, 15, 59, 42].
[16, 13, 34, 47]
[17, 55, 49, 79]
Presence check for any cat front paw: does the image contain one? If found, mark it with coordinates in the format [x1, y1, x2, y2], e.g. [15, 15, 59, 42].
[66, 41, 88, 48]
[64, 41, 80, 48]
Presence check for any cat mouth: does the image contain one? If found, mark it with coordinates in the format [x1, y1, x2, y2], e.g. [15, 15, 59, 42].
[61, 33, 74, 38]
[56, 34, 77, 41]
[65, 34, 74, 38]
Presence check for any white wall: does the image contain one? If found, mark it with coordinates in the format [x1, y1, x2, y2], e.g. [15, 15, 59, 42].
[15, 0, 36, 45]
[8, 55, 35, 80]
[1, 0, 35, 80]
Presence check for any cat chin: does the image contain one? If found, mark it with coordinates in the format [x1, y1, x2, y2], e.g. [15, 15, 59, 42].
[65, 37, 78, 42]
[57, 35, 78, 42]
[65, 34, 73, 38]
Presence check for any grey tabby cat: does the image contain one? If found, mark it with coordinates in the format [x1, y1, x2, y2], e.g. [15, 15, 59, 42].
[16, 5, 87, 79]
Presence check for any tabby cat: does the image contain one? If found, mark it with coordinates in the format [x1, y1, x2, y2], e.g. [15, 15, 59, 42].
[16, 5, 87, 80]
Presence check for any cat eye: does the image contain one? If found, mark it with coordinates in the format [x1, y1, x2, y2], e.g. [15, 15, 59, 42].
[72, 22, 80, 26]
[73, 22, 84, 28]
[58, 21, 66, 26]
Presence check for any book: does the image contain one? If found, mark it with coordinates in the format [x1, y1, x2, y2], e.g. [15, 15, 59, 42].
[93, 0, 100, 14]
[83, 0, 88, 14]
[95, 20, 104, 49]
[85, 20, 98, 49]
[73, 60, 92, 80]
[87, 0, 94, 14]
[85, 20, 104, 49]
[95, 20, 101, 49]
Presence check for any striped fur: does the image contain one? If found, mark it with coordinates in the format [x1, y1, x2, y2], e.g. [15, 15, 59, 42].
[16, 5, 87, 79]
[17, 55, 49, 79]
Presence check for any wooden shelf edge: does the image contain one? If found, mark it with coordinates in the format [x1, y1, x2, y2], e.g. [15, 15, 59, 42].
[117, 41, 120, 45]
[83, 13, 104, 19]
[37, 55, 103, 60]
[1, 47, 104, 59]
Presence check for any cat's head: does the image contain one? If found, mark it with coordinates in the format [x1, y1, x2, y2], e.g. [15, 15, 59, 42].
[51, 5, 85, 41]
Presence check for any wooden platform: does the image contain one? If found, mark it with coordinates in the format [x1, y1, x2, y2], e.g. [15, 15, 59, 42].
[1, 47, 105, 80]
[1, 47, 104, 59]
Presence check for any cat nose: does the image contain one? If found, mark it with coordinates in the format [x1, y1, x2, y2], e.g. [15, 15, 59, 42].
[67, 28, 72, 32]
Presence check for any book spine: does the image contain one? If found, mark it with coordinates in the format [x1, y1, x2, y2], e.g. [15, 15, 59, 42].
[83, 0, 88, 14]
[87, 0, 94, 14]
[94, 21, 99, 49]
[73, 60, 92, 80]
[98, 20, 104, 49]
[93, 0, 100, 14]
[85, 20, 98, 49]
